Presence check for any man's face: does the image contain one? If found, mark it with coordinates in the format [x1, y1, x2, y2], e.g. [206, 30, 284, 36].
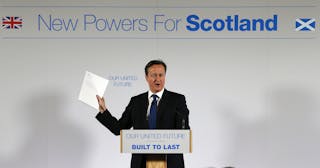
[145, 64, 166, 93]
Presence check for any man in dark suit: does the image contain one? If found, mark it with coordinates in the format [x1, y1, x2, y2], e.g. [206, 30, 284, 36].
[96, 60, 190, 168]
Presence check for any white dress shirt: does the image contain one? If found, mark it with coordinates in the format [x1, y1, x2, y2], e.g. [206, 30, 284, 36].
[146, 88, 164, 118]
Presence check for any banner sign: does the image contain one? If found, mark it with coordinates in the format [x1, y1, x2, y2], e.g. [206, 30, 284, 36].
[1, 5, 318, 39]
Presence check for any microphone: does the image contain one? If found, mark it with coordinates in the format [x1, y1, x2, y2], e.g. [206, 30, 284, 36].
[176, 111, 187, 129]
[182, 118, 185, 129]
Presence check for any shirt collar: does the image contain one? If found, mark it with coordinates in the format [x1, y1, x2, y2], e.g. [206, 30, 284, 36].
[148, 88, 165, 100]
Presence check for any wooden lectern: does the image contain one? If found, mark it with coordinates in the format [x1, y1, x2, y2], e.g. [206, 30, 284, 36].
[120, 129, 192, 168]
[146, 155, 167, 168]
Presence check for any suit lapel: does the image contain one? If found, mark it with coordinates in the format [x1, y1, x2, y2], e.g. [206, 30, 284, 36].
[142, 92, 149, 128]
[157, 89, 169, 125]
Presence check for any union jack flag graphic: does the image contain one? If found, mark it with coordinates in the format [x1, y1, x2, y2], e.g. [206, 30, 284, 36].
[2, 16, 23, 29]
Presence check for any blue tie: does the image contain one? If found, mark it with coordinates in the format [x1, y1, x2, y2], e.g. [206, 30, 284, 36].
[148, 94, 158, 129]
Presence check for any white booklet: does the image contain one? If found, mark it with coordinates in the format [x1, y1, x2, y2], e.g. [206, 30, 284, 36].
[78, 71, 109, 110]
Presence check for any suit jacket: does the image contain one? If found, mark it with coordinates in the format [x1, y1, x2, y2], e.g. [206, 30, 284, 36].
[96, 89, 190, 168]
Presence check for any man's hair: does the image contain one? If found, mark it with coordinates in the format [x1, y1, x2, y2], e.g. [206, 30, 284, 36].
[144, 59, 167, 75]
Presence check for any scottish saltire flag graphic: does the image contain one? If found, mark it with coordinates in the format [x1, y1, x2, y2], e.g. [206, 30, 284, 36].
[2, 16, 23, 29]
[295, 18, 315, 31]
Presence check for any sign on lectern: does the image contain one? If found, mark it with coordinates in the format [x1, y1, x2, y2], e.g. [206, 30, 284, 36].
[120, 129, 192, 154]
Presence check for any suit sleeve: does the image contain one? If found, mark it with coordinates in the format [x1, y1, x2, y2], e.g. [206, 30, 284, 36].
[96, 98, 134, 135]
[176, 95, 190, 129]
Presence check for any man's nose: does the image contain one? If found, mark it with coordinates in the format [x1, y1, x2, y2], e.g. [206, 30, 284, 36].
[155, 75, 162, 80]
